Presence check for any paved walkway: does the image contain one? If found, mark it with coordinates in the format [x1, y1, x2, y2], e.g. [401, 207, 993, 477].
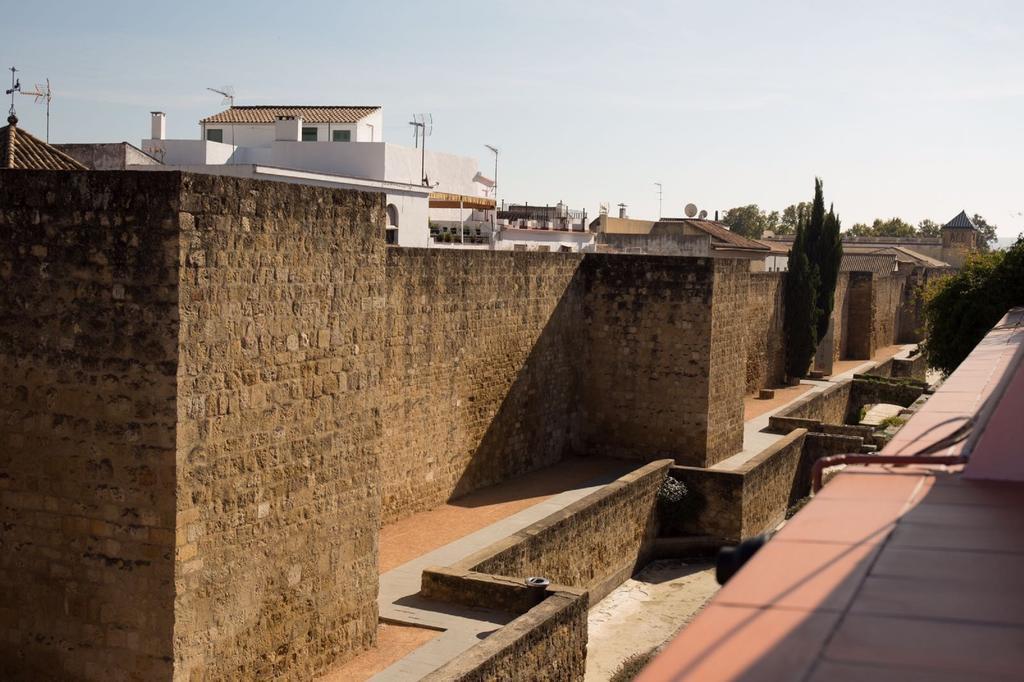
[369, 459, 639, 681]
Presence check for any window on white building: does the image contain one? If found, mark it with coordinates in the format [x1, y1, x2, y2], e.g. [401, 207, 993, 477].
[206, 128, 224, 143]
[301, 127, 318, 142]
[332, 130, 351, 142]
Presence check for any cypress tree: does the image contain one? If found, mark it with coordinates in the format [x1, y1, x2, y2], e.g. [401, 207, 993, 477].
[784, 216, 820, 379]
[815, 203, 843, 341]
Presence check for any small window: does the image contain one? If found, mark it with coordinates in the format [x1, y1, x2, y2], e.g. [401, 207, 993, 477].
[206, 128, 224, 143]
[332, 130, 351, 142]
[385, 228, 398, 245]
[302, 127, 318, 142]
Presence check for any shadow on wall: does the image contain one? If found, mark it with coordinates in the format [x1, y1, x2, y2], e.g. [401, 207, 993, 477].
[449, 263, 586, 501]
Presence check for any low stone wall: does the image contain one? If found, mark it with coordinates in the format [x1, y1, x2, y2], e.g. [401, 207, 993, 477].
[423, 460, 670, 605]
[669, 429, 811, 542]
[848, 375, 926, 420]
[775, 382, 853, 425]
[892, 352, 927, 381]
[421, 589, 587, 682]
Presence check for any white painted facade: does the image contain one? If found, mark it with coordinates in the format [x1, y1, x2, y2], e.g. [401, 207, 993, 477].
[494, 227, 596, 253]
[142, 109, 489, 247]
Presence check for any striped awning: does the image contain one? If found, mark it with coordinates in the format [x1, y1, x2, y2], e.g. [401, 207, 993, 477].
[429, 192, 496, 210]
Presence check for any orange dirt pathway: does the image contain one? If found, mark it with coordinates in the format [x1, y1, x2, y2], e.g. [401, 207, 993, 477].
[379, 456, 638, 573]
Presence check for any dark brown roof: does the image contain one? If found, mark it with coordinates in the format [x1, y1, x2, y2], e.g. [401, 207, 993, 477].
[654, 219, 770, 252]
[0, 116, 87, 170]
[201, 105, 381, 124]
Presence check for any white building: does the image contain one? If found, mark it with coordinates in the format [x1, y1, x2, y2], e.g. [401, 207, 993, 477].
[140, 107, 495, 247]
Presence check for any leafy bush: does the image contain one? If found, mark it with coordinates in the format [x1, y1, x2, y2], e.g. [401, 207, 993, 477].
[657, 476, 689, 536]
[922, 236, 1024, 374]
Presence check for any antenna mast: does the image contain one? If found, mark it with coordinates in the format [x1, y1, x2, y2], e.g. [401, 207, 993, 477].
[654, 182, 663, 219]
[206, 86, 236, 146]
[408, 113, 433, 185]
[21, 79, 53, 142]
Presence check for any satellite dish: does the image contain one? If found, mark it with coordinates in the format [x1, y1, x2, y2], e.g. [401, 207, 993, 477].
[698, 209, 708, 219]
[684, 203, 698, 218]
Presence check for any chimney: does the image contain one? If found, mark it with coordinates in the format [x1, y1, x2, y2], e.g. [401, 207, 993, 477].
[275, 115, 302, 141]
[617, 203, 627, 219]
[150, 112, 166, 140]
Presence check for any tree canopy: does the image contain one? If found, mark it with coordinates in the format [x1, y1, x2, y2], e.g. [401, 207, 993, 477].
[846, 217, 917, 238]
[778, 202, 812, 235]
[971, 214, 999, 251]
[720, 204, 779, 239]
[922, 236, 1024, 374]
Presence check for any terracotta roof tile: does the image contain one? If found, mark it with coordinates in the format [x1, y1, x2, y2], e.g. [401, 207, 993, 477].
[201, 106, 381, 125]
[0, 116, 87, 170]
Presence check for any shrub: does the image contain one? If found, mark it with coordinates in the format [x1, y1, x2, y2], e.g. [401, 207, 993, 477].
[657, 476, 689, 536]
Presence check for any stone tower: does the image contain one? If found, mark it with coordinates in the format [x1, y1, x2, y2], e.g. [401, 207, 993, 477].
[940, 210, 979, 268]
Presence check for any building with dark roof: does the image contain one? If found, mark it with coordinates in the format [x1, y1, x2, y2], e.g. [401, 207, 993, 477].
[593, 214, 770, 264]
[0, 115, 87, 170]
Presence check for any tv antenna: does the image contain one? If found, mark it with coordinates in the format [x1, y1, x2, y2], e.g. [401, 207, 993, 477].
[409, 113, 433, 185]
[684, 203, 698, 218]
[698, 209, 708, 219]
[206, 86, 236, 146]
[5, 66, 20, 119]
[206, 85, 235, 107]
[410, 112, 432, 148]
[654, 182, 663, 219]
[20, 79, 53, 142]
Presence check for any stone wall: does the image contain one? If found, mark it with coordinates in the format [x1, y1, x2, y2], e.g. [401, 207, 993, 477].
[0, 171, 385, 681]
[669, 429, 810, 542]
[1, 170, 754, 678]
[0, 171, 180, 680]
[846, 272, 873, 359]
[172, 174, 384, 680]
[380, 252, 749, 518]
[744, 272, 786, 393]
[708, 260, 749, 460]
[421, 589, 587, 682]
[429, 460, 670, 604]
[872, 274, 907, 352]
[380, 250, 583, 522]
[776, 382, 853, 426]
[580, 256, 714, 466]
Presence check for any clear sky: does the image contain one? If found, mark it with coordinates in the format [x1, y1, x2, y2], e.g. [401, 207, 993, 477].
[4, 1, 1022, 238]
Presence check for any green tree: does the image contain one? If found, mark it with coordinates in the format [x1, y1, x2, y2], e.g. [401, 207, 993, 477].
[815, 205, 843, 342]
[844, 218, 916, 238]
[783, 178, 843, 379]
[917, 219, 941, 237]
[721, 204, 772, 239]
[778, 202, 812, 235]
[972, 213, 998, 251]
[784, 218, 820, 378]
[922, 236, 1024, 373]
